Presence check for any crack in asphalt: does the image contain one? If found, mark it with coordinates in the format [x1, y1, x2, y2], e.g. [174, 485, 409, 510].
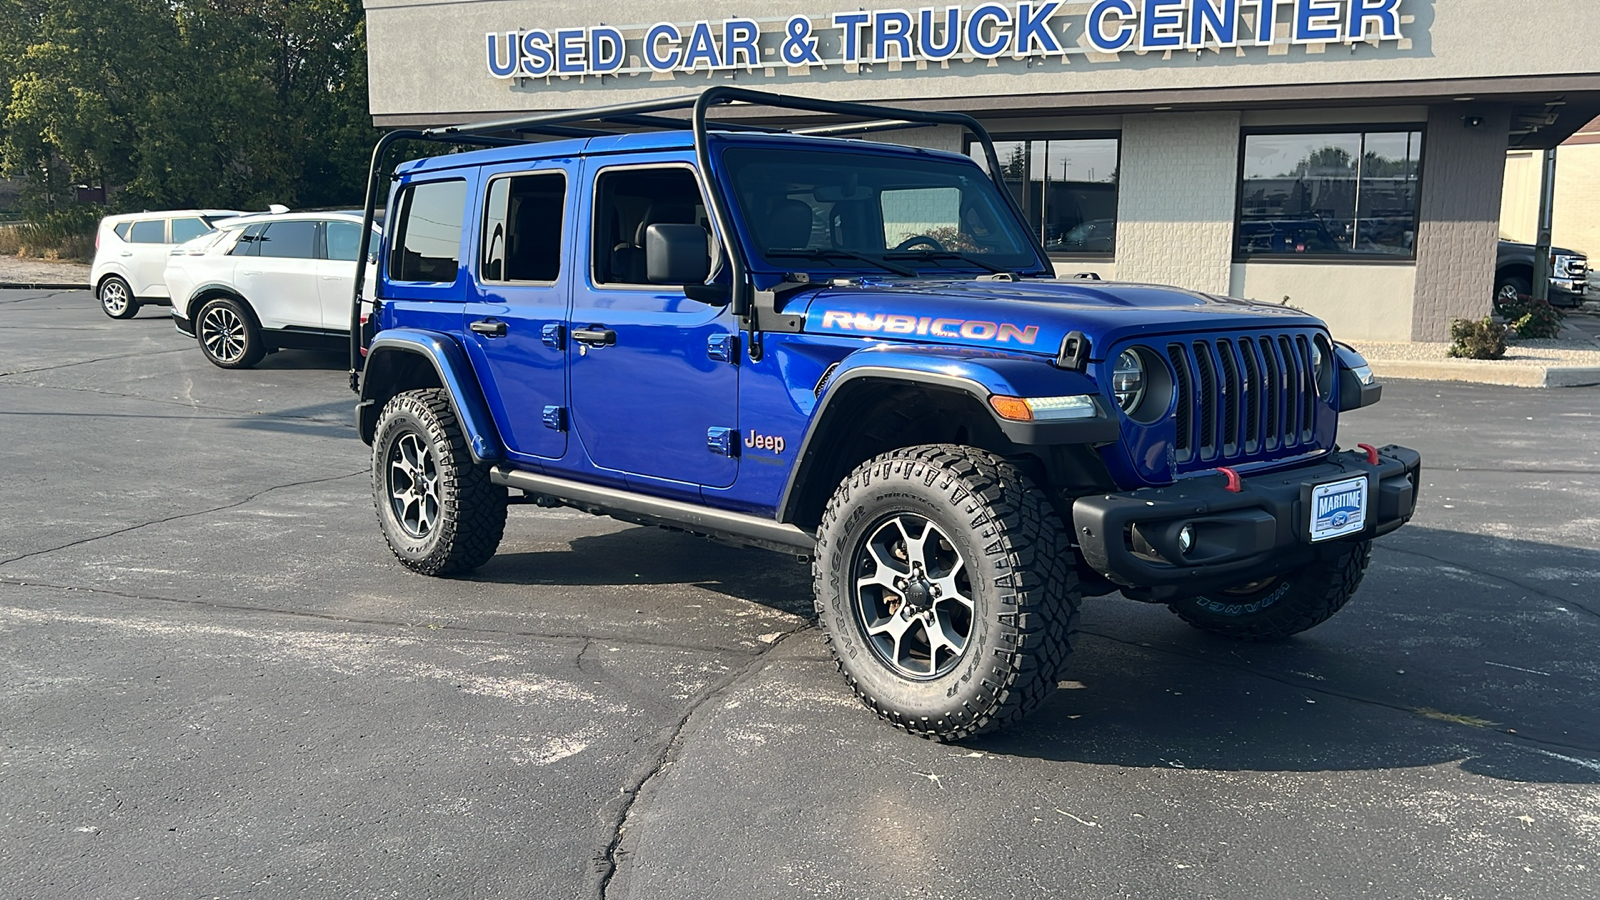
[590, 624, 814, 900]
[0, 469, 368, 568]
[1076, 627, 1600, 756]
[0, 289, 82, 304]
[0, 577, 789, 658]
[1376, 543, 1600, 621]
[0, 378, 352, 425]
[1430, 466, 1600, 476]
[0, 345, 190, 378]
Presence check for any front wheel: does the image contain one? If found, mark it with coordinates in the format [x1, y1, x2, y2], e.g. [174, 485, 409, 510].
[196, 296, 265, 369]
[813, 445, 1079, 741]
[372, 388, 507, 575]
[1167, 541, 1372, 641]
[99, 276, 138, 319]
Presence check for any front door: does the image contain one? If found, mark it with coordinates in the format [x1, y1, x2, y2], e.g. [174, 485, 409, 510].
[567, 161, 738, 489]
[462, 165, 574, 461]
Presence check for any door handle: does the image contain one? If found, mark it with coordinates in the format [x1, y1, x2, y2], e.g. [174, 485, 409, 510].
[572, 326, 616, 346]
[120, 251, 133, 257]
[470, 318, 508, 337]
[240, 270, 261, 276]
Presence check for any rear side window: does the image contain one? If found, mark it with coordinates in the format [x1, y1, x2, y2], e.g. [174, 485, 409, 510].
[325, 221, 366, 262]
[256, 221, 318, 259]
[482, 172, 566, 282]
[170, 217, 210, 243]
[391, 180, 467, 283]
[128, 220, 166, 243]
[112, 222, 133, 240]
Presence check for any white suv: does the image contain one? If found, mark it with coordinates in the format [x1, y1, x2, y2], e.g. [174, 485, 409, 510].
[90, 210, 245, 319]
[164, 211, 378, 369]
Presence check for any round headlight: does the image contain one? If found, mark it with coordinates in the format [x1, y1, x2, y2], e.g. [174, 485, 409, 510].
[1312, 337, 1335, 397]
[1113, 350, 1146, 413]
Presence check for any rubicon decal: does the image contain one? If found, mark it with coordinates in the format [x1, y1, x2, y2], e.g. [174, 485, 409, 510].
[745, 430, 787, 454]
[819, 310, 1040, 345]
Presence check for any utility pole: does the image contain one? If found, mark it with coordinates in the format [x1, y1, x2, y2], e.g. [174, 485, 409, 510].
[1532, 146, 1558, 303]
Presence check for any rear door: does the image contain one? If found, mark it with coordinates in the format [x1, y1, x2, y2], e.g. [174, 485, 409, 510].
[318, 220, 377, 331]
[125, 218, 171, 296]
[236, 220, 321, 329]
[462, 165, 574, 461]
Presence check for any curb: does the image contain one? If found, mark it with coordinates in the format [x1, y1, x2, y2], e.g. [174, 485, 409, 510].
[0, 282, 88, 290]
[1369, 358, 1600, 388]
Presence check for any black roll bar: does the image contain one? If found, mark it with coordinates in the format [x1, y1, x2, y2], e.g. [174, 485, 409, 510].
[348, 87, 1049, 391]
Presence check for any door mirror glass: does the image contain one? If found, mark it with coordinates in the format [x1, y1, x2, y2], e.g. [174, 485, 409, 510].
[645, 223, 710, 286]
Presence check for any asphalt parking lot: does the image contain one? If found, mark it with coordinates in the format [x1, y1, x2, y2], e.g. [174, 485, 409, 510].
[2, 289, 1598, 900]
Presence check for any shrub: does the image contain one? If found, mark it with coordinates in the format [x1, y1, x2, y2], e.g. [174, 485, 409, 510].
[6, 206, 100, 262]
[1497, 294, 1565, 340]
[1448, 317, 1507, 360]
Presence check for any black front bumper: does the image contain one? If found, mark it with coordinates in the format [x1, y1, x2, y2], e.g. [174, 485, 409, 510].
[1072, 446, 1421, 599]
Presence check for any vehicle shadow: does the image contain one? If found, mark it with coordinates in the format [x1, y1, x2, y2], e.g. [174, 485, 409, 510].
[477, 524, 818, 620]
[253, 348, 350, 370]
[482, 521, 1600, 784]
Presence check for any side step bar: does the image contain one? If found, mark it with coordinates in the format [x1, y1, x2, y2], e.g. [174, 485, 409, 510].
[489, 466, 816, 554]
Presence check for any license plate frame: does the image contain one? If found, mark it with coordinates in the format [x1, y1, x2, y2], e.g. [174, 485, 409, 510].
[1309, 476, 1369, 543]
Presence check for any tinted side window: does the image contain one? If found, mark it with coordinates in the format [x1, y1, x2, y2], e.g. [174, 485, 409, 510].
[391, 180, 467, 283]
[325, 221, 366, 262]
[171, 217, 210, 243]
[129, 220, 166, 243]
[113, 222, 133, 241]
[482, 172, 566, 282]
[593, 168, 706, 285]
[256, 221, 318, 259]
[230, 224, 267, 256]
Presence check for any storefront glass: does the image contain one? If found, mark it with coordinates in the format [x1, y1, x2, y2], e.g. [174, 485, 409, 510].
[974, 136, 1120, 258]
[1237, 129, 1424, 259]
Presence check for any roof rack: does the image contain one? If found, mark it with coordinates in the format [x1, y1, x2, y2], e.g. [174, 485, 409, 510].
[350, 87, 1039, 389]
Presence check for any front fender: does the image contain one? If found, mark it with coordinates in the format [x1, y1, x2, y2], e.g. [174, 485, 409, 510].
[777, 345, 1120, 524]
[357, 329, 504, 464]
[819, 345, 1120, 446]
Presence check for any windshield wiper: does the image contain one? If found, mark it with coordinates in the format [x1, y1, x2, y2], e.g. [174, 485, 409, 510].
[883, 249, 1012, 275]
[765, 249, 918, 278]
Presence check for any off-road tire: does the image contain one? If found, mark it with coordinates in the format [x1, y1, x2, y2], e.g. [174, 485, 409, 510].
[372, 388, 507, 575]
[1167, 541, 1372, 641]
[99, 276, 138, 319]
[813, 444, 1079, 741]
[195, 295, 265, 369]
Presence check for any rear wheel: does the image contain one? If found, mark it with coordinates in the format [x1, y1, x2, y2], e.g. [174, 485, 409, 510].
[372, 388, 506, 575]
[1167, 541, 1372, 641]
[196, 296, 265, 369]
[813, 444, 1078, 741]
[98, 276, 138, 319]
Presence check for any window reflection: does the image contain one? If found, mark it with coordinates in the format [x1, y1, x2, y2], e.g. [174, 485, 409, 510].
[1238, 130, 1423, 259]
[975, 137, 1120, 256]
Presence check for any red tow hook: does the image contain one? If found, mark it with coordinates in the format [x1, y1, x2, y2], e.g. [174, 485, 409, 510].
[1217, 466, 1243, 493]
[1358, 443, 1381, 465]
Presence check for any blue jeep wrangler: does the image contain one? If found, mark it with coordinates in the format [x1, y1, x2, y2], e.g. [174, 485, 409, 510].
[349, 89, 1421, 740]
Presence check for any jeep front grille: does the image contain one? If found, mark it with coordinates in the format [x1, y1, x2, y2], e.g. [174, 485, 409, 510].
[1167, 335, 1319, 465]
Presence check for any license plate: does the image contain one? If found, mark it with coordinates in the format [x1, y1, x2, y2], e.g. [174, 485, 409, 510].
[1310, 476, 1369, 542]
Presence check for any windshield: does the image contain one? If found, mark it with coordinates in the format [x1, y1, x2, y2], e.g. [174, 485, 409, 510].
[722, 147, 1043, 276]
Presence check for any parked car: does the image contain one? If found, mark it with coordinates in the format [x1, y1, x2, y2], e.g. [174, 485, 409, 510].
[91, 210, 245, 319]
[1496, 240, 1588, 308]
[164, 211, 379, 368]
[350, 88, 1421, 741]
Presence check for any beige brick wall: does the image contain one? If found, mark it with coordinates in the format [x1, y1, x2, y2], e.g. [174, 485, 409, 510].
[1113, 112, 1241, 295]
[1551, 144, 1600, 258]
[1412, 106, 1510, 341]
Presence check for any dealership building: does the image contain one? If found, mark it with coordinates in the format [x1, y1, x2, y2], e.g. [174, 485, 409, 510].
[363, 0, 1600, 342]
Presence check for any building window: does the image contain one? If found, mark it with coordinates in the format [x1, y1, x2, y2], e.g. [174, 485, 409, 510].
[1238, 129, 1423, 260]
[973, 136, 1120, 257]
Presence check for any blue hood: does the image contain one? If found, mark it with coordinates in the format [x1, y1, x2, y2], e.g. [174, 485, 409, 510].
[792, 278, 1328, 359]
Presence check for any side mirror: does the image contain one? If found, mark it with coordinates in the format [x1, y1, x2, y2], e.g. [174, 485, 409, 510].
[645, 223, 711, 286]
